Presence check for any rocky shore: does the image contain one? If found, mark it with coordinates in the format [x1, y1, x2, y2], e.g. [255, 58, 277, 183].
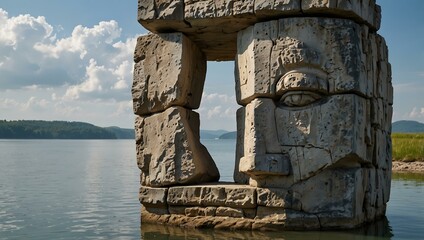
[392, 161, 424, 173]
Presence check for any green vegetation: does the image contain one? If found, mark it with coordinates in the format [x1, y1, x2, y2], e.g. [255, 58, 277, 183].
[392, 133, 424, 162]
[0, 120, 134, 139]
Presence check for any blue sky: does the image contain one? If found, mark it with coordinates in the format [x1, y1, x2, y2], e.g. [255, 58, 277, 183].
[0, 1, 423, 130]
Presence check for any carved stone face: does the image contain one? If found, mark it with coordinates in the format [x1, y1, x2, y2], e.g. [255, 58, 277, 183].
[236, 18, 374, 187]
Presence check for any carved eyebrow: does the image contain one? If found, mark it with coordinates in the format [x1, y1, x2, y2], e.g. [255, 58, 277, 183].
[276, 67, 329, 96]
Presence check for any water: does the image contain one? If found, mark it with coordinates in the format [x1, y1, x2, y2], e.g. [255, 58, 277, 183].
[0, 139, 423, 239]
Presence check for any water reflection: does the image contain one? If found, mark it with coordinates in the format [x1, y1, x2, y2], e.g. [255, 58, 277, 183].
[392, 172, 424, 183]
[141, 218, 393, 240]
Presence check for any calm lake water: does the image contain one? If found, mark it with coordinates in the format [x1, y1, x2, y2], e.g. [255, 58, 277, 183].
[0, 139, 423, 239]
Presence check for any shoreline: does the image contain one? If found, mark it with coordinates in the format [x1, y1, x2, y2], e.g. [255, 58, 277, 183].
[392, 161, 424, 173]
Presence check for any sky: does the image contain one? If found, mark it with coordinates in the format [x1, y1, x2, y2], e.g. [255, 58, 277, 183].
[0, 1, 423, 130]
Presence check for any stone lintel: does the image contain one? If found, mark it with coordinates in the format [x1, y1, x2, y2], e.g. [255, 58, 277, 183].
[138, 1, 380, 61]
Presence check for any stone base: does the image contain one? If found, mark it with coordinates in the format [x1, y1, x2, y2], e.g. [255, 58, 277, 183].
[141, 207, 387, 231]
[141, 217, 393, 238]
[140, 168, 388, 230]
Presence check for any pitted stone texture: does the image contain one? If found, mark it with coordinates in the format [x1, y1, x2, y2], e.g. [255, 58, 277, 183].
[255, 207, 321, 230]
[138, 0, 188, 31]
[236, 18, 371, 105]
[239, 154, 291, 176]
[236, 22, 278, 104]
[275, 94, 369, 181]
[241, 98, 282, 156]
[254, 0, 301, 17]
[185, 207, 217, 217]
[302, 0, 381, 30]
[138, 0, 380, 60]
[237, 95, 369, 185]
[216, 207, 244, 218]
[135, 107, 219, 187]
[234, 107, 249, 184]
[167, 184, 257, 208]
[132, 33, 206, 115]
[139, 186, 168, 207]
[256, 188, 301, 210]
[291, 168, 365, 228]
[185, 0, 256, 19]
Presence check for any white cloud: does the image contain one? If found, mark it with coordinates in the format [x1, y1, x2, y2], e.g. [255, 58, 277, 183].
[408, 107, 424, 119]
[0, 98, 20, 109]
[0, 9, 136, 103]
[198, 92, 239, 130]
[0, 9, 138, 127]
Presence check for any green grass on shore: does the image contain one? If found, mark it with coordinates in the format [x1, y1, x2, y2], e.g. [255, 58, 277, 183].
[392, 133, 424, 162]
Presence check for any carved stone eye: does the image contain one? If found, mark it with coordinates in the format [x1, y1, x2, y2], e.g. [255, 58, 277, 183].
[280, 91, 322, 107]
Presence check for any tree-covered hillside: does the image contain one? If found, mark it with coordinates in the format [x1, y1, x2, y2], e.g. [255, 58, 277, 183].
[0, 120, 133, 139]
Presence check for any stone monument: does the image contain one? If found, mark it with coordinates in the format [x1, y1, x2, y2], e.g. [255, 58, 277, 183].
[133, 0, 392, 230]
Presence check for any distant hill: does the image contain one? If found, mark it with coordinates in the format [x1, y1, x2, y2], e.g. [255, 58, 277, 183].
[200, 130, 229, 139]
[219, 131, 237, 139]
[0, 120, 134, 139]
[392, 120, 424, 133]
[104, 126, 135, 139]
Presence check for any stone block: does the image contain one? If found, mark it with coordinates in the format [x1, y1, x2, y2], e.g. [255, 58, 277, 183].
[284, 210, 320, 230]
[138, 0, 188, 31]
[236, 22, 277, 104]
[256, 206, 286, 221]
[234, 107, 249, 184]
[257, 187, 301, 210]
[138, 1, 381, 61]
[254, 0, 301, 17]
[142, 205, 169, 215]
[216, 207, 243, 218]
[257, 187, 286, 207]
[168, 206, 187, 215]
[167, 186, 203, 206]
[236, 18, 372, 104]
[302, 0, 380, 30]
[241, 98, 282, 156]
[139, 186, 168, 207]
[239, 154, 291, 176]
[249, 175, 295, 189]
[185, 207, 216, 217]
[135, 107, 219, 187]
[184, 0, 216, 19]
[167, 184, 257, 208]
[243, 208, 257, 219]
[275, 94, 368, 181]
[132, 33, 206, 115]
[302, 0, 337, 10]
[225, 186, 257, 208]
[372, 129, 391, 170]
[291, 168, 365, 225]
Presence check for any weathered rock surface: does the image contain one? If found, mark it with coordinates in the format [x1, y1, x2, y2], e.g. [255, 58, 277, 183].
[236, 18, 372, 105]
[167, 184, 257, 208]
[138, 0, 380, 60]
[135, 107, 219, 187]
[132, 33, 206, 115]
[133, 0, 391, 231]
